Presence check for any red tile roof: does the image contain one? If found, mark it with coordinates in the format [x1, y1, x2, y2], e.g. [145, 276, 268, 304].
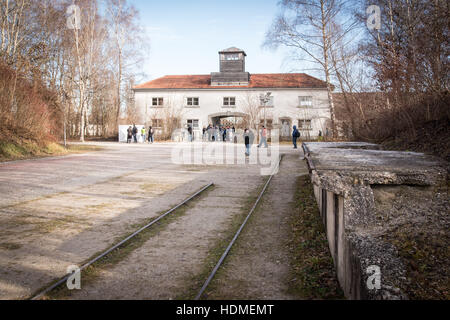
[133, 73, 328, 90]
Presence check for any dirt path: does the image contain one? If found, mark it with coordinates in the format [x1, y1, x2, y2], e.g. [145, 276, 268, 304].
[204, 153, 309, 300]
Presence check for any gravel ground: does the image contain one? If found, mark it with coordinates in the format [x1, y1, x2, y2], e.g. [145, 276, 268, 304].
[0, 142, 299, 299]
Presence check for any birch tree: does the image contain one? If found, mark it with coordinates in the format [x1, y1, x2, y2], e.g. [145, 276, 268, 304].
[0, 0, 29, 64]
[67, 0, 107, 141]
[0, 0, 149, 144]
[264, 0, 357, 138]
[106, 0, 147, 132]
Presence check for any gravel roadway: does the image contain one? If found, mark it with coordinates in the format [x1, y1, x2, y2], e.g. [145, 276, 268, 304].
[0, 142, 302, 300]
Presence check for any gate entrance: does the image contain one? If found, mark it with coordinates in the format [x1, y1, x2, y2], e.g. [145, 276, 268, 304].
[208, 112, 248, 129]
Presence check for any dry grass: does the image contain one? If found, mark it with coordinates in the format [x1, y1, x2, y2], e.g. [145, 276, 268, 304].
[4, 213, 88, 235]
[379, 182, 450, 300]
[287, 175, 344, 299]
[140, 183, 175, 193]
[383, 227, 449, 300]
[0, 142, 104, 162]
[0, 242, 22, 251]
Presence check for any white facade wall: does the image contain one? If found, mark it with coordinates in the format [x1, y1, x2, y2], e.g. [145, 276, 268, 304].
[133, 88, 331, 138]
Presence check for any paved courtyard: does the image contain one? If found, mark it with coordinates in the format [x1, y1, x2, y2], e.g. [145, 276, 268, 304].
[0, 142, 303, 299]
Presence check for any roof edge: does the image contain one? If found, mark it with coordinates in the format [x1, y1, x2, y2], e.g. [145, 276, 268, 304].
[133, 73, 332, 90]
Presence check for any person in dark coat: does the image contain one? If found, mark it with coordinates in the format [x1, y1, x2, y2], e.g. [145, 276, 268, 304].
[148, 126, 154, 144]
[244, 129, 250, 156]
[187, 125, 193, 142]
[293, 125, 300, 149]
[132, 124, 138, 143]
[127, 126, 132, 144]
[222, 127, 227, 142]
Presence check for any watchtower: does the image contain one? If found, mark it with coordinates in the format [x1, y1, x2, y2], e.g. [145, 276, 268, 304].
[211, 47, 250, 86]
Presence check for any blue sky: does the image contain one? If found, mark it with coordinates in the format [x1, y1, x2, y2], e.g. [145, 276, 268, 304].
[129, 0, 300, 82]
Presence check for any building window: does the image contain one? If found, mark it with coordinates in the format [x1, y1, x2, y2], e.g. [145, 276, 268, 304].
[152, 119, 163, 128]
[223, 97, 236, 107]
[298, 96, 313, 107]
[225, 54, 239, 61]
[152, 97, 164, 106]
[298, 119, 312, 130]
[187, 119, 199, 129]
[186, 97, 199, 107]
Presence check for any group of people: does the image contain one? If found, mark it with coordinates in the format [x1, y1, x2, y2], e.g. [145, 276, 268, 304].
[203, 125, 236, 142]
[243, 125, 301, 156]
[126, 125, 155, 144]
[126, 123, 302, 152]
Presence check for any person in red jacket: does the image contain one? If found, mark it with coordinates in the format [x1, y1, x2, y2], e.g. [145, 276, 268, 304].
[257, 126, 268, 148]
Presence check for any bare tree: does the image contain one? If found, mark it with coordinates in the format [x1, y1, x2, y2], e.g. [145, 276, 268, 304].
[65, 0, 98, 141]
[241, 92, 262, 131]
[0, 0, 29, 65]
[147, 95, 184, 140]
[105, 0, 148, 133]
[264, 0, 358, 138]
[355, 0, 449, 142]
[0, 0, 149, 147]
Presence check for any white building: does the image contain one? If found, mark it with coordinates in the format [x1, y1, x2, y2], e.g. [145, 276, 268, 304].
[133, 47, 331, 140]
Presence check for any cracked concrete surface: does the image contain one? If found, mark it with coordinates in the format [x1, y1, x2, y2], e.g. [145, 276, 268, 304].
[303, 142, 449, 300]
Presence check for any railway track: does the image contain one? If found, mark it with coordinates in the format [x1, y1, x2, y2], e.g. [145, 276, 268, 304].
[30, 182, 214, 300]
[195, 155, 283, 300]
[30, 155, 283, 300]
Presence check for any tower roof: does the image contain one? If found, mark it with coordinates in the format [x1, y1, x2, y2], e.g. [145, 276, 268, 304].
[219, 47, 246, 56]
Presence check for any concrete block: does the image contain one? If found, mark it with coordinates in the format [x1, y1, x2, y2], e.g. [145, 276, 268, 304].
[301, 141, 448, 300]
[326, 191, 335, 261]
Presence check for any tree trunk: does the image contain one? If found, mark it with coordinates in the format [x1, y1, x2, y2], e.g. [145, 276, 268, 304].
[115, 48, 122, 131]
[320, 0, 336, 139]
